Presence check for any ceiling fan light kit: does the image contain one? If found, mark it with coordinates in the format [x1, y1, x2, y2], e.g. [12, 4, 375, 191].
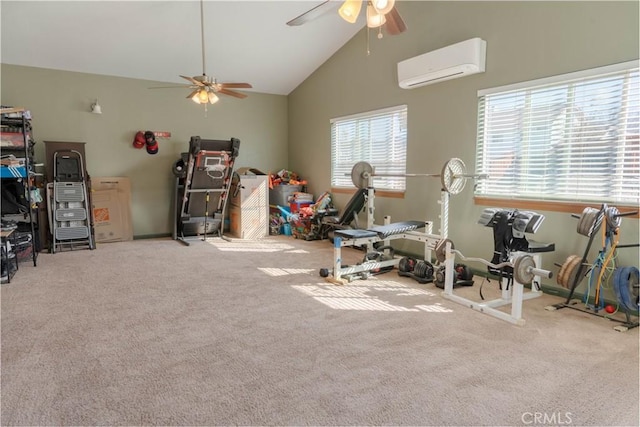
[190, 88, 219, 105]
[289, 0, 407, 44]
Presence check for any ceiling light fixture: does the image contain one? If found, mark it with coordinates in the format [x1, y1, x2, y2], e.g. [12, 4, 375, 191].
[338, 0, 362, 24]
[191, 87, 219, 105]
[337, 0, 394, 29]
[372, 0, 395, 16]
[288, 0, 407, 42]
[191, 87, 220, 104]
[366, 3, 386, 28]
[149, 0, 251, 115]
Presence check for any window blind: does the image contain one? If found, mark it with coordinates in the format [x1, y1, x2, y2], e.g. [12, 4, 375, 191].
[475, 61, 639, 205]
[331, 105, 408, 191]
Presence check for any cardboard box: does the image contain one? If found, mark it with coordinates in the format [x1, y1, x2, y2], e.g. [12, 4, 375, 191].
[91, 177, 133, 242]
[230, 170, 269, 208]
[92, 189, 125, 242]
[229, 205, 268, 239]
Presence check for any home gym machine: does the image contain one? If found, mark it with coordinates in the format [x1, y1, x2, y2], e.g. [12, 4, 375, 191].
[320, 158, 485, 284]
[440, 208, 554, 326]
[172, 136, 240, 245]
[545, 204, 639, 332]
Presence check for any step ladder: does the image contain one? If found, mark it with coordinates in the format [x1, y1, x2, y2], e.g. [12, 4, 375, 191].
[47, 150, 94, 253]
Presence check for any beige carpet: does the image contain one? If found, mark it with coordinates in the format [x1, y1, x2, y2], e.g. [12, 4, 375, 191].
[1, 236, 638, 426]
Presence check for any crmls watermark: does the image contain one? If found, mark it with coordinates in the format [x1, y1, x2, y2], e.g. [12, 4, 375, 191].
[521, 412, 573, 425]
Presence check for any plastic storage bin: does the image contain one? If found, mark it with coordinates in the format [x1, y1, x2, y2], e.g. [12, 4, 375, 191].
[269, 184, 302, 206]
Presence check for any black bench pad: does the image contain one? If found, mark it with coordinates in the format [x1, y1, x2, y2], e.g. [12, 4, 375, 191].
[526, 241, 555, 253]
[334, 229, 378, 239]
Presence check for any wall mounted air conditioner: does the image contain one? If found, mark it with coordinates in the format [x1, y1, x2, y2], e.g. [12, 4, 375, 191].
[397, 38, 487, 89]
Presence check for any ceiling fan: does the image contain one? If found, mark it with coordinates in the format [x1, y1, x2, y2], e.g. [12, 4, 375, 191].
[287, 0, 407, 37]
[150, 0, 252, 107]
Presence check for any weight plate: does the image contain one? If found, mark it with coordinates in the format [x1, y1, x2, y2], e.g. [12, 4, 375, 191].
[557, 256, 571, 287]
[558, 255, 576, 288]
[351, 161, 373, 189]
[577, 207, 598, 236]
[435, 238, 454, 263]
[576, 208, 587, 236]
[440, 158, 466, 195]
[605, 206, 621, 228]
[558, 255, 582, 289]
[513, 254, 535, 285]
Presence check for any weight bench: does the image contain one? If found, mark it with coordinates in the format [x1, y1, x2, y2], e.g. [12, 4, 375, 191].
[335, 220, 426, 240]
[318, 188, 368, 240]
[323, 220, 446, 284]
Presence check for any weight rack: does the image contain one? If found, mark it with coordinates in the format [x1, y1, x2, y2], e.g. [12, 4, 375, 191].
[546, 204, 639, 332]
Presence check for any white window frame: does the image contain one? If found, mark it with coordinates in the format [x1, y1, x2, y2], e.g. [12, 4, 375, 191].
[330, 105, 408, 192]
[475, 61, 639, 206]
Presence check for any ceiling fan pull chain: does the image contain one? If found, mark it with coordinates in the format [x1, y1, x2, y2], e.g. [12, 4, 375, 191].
[366, 26, 371, 56]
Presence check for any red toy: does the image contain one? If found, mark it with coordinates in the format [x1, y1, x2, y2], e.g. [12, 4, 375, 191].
[604, 304, 615, 314]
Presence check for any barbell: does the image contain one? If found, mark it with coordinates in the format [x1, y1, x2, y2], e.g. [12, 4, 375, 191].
[350, 158, 487, 195]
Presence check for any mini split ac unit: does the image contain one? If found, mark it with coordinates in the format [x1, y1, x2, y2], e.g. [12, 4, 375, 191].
[397, 38, 487, 89]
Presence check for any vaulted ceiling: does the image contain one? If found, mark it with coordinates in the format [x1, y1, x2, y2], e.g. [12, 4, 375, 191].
[1, 1, 366, 95]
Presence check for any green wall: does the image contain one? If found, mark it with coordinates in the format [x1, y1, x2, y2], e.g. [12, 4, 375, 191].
[0, 65, 288, 237]
[288, 1, 640, 291]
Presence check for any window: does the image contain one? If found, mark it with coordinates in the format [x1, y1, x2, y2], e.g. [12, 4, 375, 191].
[331, 105, 408, 192]
[475, 61, 639, 206]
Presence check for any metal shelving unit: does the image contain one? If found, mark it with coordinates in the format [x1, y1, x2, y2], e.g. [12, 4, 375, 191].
[1, 107, 39, 272]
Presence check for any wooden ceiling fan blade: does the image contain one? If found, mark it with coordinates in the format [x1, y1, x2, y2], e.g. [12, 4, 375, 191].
[149, 85, 194, 89]
[287, 0, 339, 26]
[218, 88, 248, 99]
[180, 75, 204, 86]
[384, 7, 407, 35]
[218, 83, 253, 89]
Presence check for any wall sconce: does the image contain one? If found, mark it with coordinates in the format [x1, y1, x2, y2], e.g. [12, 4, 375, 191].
[90, 99, 102, 114]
